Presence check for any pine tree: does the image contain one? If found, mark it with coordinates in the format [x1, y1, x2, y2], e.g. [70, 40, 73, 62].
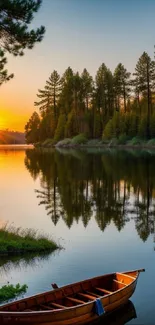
[73, 72, 83, 114]
[59, 67, 74, 115]
[134, 52, 155, 138]
[34, 88, 51, 116]
[25, 111, 40, 143]
[45, 70, 62, 117]
[35, 70, 62, 117]
[95, 64, 114, 121]
[114, 63, 131, 113]
[0, 49, 13, 85]
[81, 68, 93, 112]
[95, 63, 108, 114]
[0, 0, 45, 83]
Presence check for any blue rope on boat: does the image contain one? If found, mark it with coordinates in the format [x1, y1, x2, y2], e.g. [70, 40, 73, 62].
[95, 298, 105, 315]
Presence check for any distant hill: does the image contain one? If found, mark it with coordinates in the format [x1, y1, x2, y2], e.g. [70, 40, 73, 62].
[0, 130, 25, 144]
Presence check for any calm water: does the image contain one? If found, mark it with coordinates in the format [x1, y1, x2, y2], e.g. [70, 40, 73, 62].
[1, 146, 155, 324]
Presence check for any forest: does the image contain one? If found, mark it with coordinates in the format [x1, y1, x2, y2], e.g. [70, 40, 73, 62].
[25, 51, 155, 146]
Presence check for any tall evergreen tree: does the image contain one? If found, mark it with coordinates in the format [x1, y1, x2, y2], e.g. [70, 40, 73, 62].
[25, 111, 40, 144]
[34, 88, 51, 116]
[59, 67, 74, 115]
[0, 0, 45, 84]
[45, 70, 62, 117]
[95, 64, 114, 119]
[81, 68, 93, 112]
[114, 63, 131, 113]
[134, 52, 155, 137]
[95, 63, 108, 114]
[35, 70, 62, 117]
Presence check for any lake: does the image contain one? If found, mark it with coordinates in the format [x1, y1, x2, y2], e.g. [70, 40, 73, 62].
[0, 146, 155, 324]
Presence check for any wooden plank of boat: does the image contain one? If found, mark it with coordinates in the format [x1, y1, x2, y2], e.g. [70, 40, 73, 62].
[0, 268, 144, 325]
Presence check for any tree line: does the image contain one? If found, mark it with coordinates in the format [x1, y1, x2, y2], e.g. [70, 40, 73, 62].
[25, 51, 155, 144]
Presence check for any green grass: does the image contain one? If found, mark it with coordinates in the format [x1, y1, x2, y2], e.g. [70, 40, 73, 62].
[0, 225, 59, 256]
[0, 284, 28, 303]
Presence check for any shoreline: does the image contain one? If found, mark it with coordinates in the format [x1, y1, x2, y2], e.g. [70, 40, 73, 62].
[34, 143, 155, 151]
[0, 144, 34, 150]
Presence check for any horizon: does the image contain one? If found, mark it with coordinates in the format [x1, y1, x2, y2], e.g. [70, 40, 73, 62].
[0, 0, 155, 131]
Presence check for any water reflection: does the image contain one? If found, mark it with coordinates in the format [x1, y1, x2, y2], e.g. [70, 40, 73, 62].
[25, 148, 155, 243]
[0, 251, 60, 276]
[90, 300, 136, 325]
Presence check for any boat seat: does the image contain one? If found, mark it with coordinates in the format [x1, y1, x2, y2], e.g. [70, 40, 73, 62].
[39, 304, 54, 310]
[85, 291, 101, 298]
[95, 287, 112, 294]
[113, 279, 127, 287]
[67, 297, 85, 305]
[113, 279, 126, 287]
[78, 292, 96, 301]
[50, 302, 67, 309]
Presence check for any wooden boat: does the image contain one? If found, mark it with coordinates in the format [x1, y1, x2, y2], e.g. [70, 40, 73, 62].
[0, 269, 144, 325]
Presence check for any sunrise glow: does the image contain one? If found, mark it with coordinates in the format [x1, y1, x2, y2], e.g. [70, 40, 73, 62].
[0, 116, 5, 129]
[0, 109, 30, 131]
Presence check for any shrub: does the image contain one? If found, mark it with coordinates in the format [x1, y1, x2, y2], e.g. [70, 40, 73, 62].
[42, 138, 55, 147]
[127, 137, 143, 146]
[147, 138, 155, 146]
[108, 138, 119, 146]
[118, 134, 129, 145]
[71, 133, 88, 145]
[56, 138, 72, 147]
[87, 139, 101, 146]
[0, 284, 28, 303]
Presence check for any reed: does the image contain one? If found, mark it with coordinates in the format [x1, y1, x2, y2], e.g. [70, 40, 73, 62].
[0, 224, 59, 256]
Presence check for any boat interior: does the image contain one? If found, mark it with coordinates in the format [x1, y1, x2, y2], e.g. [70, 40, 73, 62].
[0, 272, 136, 313]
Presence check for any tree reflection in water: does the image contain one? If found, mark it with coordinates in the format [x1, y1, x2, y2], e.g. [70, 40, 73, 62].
[25, 148, 155, 243]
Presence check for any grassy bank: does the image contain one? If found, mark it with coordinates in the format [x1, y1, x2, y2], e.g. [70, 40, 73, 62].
[0, 225, 59, 256]
[34, 135, 155, 150]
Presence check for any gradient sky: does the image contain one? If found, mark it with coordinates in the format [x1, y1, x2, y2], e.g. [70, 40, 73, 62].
[0, 0, 155, 131]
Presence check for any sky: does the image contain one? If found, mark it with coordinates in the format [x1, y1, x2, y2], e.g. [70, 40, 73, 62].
[0, 0, 155, 131]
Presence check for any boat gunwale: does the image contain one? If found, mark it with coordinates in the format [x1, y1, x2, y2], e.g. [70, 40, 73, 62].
[0, 270, 139, 316]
